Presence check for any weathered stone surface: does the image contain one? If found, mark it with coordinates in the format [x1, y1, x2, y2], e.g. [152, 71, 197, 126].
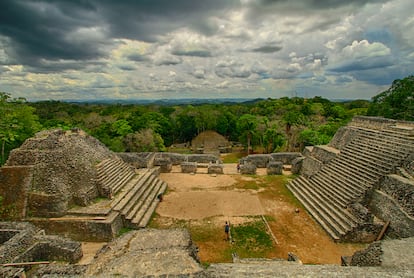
[291, 156, 305, 174]
[270, 152, 302, 164]
[369, 189, 414, 238]
[300, 156, 322, 178]
[0, 166, 33, 220]
[153, 157, 173, 173]
[242, 154, 272, 168]
[117, 152, 154, 168]
[155, 152, 186, 165]
[0, 222, 82, 265]
[240, 163, 257, 175]
[86, 229, 202, 277]
[187, 154, 219, 164]
[181, 162, 197, 173]
[208, 164, 224, 174]
[350, 241, 382, 266]
[377, 174, 414, 217]
[311, 145, 339, 164]
[267, 161, 283, 175]
[4, 129, 116, 217]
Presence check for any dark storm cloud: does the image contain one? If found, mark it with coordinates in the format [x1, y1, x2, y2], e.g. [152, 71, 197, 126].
[0, 0, 237, 70]
[171, 49, 212, 57]
[0, 1, 108, 66]
[252, 45, 283, 53]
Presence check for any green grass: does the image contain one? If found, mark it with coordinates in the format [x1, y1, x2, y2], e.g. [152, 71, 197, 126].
[117, 227, 133, 237]
[221, 152, 245, 163]
[230, 219, 274, 258]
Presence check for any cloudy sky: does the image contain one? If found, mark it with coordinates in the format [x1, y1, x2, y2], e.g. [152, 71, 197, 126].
[0, 0, 413, 101]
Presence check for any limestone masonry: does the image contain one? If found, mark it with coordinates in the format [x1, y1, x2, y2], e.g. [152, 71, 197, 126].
[1, 116, 414, 277]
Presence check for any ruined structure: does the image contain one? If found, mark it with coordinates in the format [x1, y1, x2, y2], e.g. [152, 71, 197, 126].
[191, 130, 232, 154]
[288, 116, 414, 242]
[2, 117, 414, 277]
[0, 129, 167, 241]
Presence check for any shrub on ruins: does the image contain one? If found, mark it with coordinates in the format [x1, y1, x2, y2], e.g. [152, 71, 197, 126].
[367, 75, 414, 120]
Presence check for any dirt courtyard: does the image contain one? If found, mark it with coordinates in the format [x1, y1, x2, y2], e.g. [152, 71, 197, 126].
[156, 164, 365, 264]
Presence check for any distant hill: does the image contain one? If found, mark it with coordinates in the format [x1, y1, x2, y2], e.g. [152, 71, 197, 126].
[59, 98, 264, 105]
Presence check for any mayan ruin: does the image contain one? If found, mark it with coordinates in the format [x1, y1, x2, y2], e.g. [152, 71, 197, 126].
[0, 116, 412, 277]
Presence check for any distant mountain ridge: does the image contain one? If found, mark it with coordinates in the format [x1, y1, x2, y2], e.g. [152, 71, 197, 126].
[58, 98, 264, 105]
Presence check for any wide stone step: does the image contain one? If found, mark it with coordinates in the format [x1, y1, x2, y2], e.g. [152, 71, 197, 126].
[120, 175, 156, 218]
[309, 175, 351, 207]
[337, 153, 389, 176]
[343, 145, 396, 167]
[112, 171, 152, 212]
[305, 176, 359, 224]
[329, 158, 379, 181]
[318, 167, 367, 196]
[137, 182, 168, 228]
[97, 160, 135, 194]
[354, 132, 413, 152]
[290, 179, 349, 235]
[326, 163, 375, 192]
[130, 180, 164, 227]
[97, 161, 133, 186]
[287, 180, 341, 241]
[340, 147, 395, 171]
[97, 159, 128, 179]
[295, 177, 356, 232]
[124, 175, 157, 220]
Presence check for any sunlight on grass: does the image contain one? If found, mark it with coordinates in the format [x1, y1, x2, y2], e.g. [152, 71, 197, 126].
[230, 219, 274, 258]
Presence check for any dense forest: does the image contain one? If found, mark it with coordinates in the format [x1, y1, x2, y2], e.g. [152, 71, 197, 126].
[1, 75, 413, 165]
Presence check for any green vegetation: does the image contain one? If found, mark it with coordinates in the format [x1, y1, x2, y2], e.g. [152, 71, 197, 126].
[230, 219, 274, 258]
[2, 75, 414, 165]
[367, 75, 414, 120]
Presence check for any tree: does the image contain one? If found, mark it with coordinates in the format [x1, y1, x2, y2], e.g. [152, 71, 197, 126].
[0, 93, 41, 164]
[237, 114, 258, 154]
[368, 75, 414, 120]
[123, 129, 166, 152]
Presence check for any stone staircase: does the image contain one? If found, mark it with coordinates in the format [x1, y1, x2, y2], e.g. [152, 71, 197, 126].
[50, 159, 167, 240]
[288, 126, 414, 241]
[94, 158, 167, 228]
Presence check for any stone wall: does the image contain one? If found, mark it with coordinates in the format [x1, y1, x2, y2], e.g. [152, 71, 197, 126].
[117, 152, 155, 168]
[299, 145, 339, 178]
[348, 241, 382, 266]
[0, 166, 33, 220]
[0, 222, 82, 264]
[378, 174, 414, 217]
[240, 163, 256, 175]
[181, 162, 197, 173]
[300, 156, 322, 178]
[241, 154, 271, 168]
[369, 189, 414, 239]
[154, 152, 186, 165]
[328, 126, 359, 150]
[30, 213, 124, 241]
[348, 116, 414, 131]
[270, 152, 302, 164]
[267, 161, 283, 175]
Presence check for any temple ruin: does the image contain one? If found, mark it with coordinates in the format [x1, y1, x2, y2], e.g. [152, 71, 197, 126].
[0, 116, 414, 276]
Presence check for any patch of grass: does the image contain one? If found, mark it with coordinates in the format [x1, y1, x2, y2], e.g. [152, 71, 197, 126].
[221, 152, 245, 163]
[230, 219, 274, 258]
[167, 147, 192, 154]
[92, 197, 108, 203]
[117, 227, 133, 237]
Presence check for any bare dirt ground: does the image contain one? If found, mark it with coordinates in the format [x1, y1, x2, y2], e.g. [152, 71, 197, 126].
[157, 164, 365, 265]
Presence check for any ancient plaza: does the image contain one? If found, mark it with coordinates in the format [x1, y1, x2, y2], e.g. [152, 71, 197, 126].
[0, 116, 413, 277]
